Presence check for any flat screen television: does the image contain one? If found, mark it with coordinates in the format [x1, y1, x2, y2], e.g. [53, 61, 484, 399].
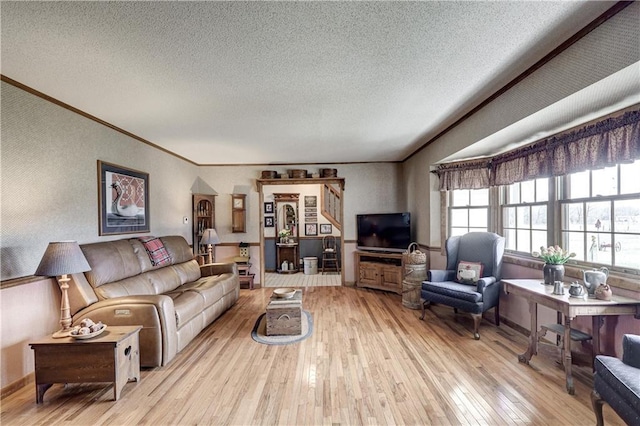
[356, 212, 411, 253]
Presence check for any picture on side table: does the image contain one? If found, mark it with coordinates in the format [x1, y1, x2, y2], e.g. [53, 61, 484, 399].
[265, 216, 274, 227]
[305, 223, 318, 236]
[320, 223, 332, 234]
[98, 160, 149, 235]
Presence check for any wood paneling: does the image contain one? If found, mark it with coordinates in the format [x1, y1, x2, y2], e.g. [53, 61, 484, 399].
[0, 286, 625, 425]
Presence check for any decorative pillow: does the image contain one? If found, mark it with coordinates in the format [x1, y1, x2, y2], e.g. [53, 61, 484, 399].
[138, 237, 171, 267]
[456, 261, 484, 284]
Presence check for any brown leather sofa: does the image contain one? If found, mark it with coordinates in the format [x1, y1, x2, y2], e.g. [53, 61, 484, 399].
[67, 235, 239, 367]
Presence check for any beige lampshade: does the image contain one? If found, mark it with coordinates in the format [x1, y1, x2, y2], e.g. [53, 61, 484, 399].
[200, 228, 220, 246]
[35, 241, 91, 276]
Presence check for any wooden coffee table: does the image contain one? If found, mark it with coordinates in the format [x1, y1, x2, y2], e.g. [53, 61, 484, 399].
[30, 325, 142, 403]
[266, 289, 302, 336]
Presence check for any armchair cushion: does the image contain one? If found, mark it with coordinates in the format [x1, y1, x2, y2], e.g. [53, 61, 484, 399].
[456, 261, 484, 284]
[422, 281, 482, 303]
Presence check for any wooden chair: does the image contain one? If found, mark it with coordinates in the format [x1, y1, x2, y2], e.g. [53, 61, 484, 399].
[321, 235, 340, 274]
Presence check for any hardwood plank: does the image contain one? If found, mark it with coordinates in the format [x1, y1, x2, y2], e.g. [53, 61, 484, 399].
[1, 286, 626, 425]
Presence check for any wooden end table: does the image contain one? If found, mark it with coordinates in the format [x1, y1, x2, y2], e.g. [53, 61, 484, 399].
[30, 325, 142, 403]
[237, 263, 255, 290]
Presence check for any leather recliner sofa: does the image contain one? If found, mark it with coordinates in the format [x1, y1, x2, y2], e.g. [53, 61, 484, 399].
[67, 235, 239, 367]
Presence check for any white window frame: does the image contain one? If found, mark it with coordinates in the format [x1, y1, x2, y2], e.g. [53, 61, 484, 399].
[558, 163, 640, 275]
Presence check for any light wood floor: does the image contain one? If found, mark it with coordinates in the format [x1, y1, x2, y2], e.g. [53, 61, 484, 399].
[1, 286, 624, 425]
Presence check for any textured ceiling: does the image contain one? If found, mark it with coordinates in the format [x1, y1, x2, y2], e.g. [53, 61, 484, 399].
[0, 1, 620, 165]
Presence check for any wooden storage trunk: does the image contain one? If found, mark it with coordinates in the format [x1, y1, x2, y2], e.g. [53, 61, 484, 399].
[266, 301, 302, 336]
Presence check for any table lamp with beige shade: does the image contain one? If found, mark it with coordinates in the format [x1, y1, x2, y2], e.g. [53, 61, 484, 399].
[35, 241, 91, 338]
[200, 228, 220, 264]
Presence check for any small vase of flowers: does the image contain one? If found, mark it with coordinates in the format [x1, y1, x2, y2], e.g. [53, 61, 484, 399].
[532, 245, 576, 285]
[278, 229, 292, 244]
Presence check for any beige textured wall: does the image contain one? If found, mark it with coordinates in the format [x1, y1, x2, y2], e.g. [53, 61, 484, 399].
[1, 82, 201, 281]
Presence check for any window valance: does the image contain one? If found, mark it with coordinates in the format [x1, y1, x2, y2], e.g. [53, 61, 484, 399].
[435, 108, 640, 190]
[435, 158, 490, 191]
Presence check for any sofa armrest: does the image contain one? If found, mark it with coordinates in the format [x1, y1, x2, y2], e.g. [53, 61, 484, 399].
[427, 270, 456, 282]
[72, 294, 177, 367]
[622, 334, 640, 368]
[201, 262, 237, 277]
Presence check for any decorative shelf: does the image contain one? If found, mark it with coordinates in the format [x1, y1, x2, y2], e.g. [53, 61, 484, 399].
[257, 177, 344, 191]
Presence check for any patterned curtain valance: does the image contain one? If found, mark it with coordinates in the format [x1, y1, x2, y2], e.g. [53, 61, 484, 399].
[491, 141, 550, 186]
[549, 109, 640, 176]
[436, 108, 640, 190]
[435, 158, 491, 191]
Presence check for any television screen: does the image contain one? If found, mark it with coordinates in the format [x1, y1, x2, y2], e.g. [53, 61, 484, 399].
[356, 213, 411, 253]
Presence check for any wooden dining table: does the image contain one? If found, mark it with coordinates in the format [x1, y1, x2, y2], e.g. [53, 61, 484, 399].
[502, 279, 640, 395]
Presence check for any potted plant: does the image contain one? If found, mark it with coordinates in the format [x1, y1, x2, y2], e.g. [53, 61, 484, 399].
[278, 228, 292, 244]
[532, 245, 576, 285]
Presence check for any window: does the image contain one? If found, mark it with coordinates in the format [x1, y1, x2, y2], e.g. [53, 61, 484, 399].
[440, 110, 640, 280]
[449, 189, 489, 236]
[560, 161, 640, 272]
[502, 178, 548, 253]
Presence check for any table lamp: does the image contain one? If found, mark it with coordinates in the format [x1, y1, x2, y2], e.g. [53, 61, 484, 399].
[35, 241, 91, 338]
[200, 228, 220, 264]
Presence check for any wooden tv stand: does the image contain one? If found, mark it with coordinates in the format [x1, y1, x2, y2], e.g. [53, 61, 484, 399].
[354, 251, 405, 294]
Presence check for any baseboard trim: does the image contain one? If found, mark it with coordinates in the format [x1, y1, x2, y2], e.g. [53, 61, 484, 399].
[498, 315, 530, 337]
[1, 373, 34, 399]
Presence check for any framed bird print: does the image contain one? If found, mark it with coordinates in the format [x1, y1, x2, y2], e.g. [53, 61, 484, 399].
[98, 160, 150, 235]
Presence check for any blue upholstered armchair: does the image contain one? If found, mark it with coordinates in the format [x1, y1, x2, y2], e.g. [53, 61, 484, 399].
[420, 232, 505, 340]
[591, 334, 640, 426]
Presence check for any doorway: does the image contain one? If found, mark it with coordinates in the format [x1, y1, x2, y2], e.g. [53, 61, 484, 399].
[257, 178, 345, 288]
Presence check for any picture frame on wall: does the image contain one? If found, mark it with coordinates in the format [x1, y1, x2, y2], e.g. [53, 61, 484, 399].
[320, 223, 332, 234]
[265, 216, 274, 227]
[98, 160, 149, 236]
[305, 223, 318, 236]
[304, 196, 317, 208]
[264, 202, 274, 214]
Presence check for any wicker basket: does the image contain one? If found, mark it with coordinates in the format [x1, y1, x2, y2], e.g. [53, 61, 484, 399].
[403, 242, 426, 265]
[288, 169, 308, 179]
[320, 168, 338, 178]
[260, 170, 278, 179]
